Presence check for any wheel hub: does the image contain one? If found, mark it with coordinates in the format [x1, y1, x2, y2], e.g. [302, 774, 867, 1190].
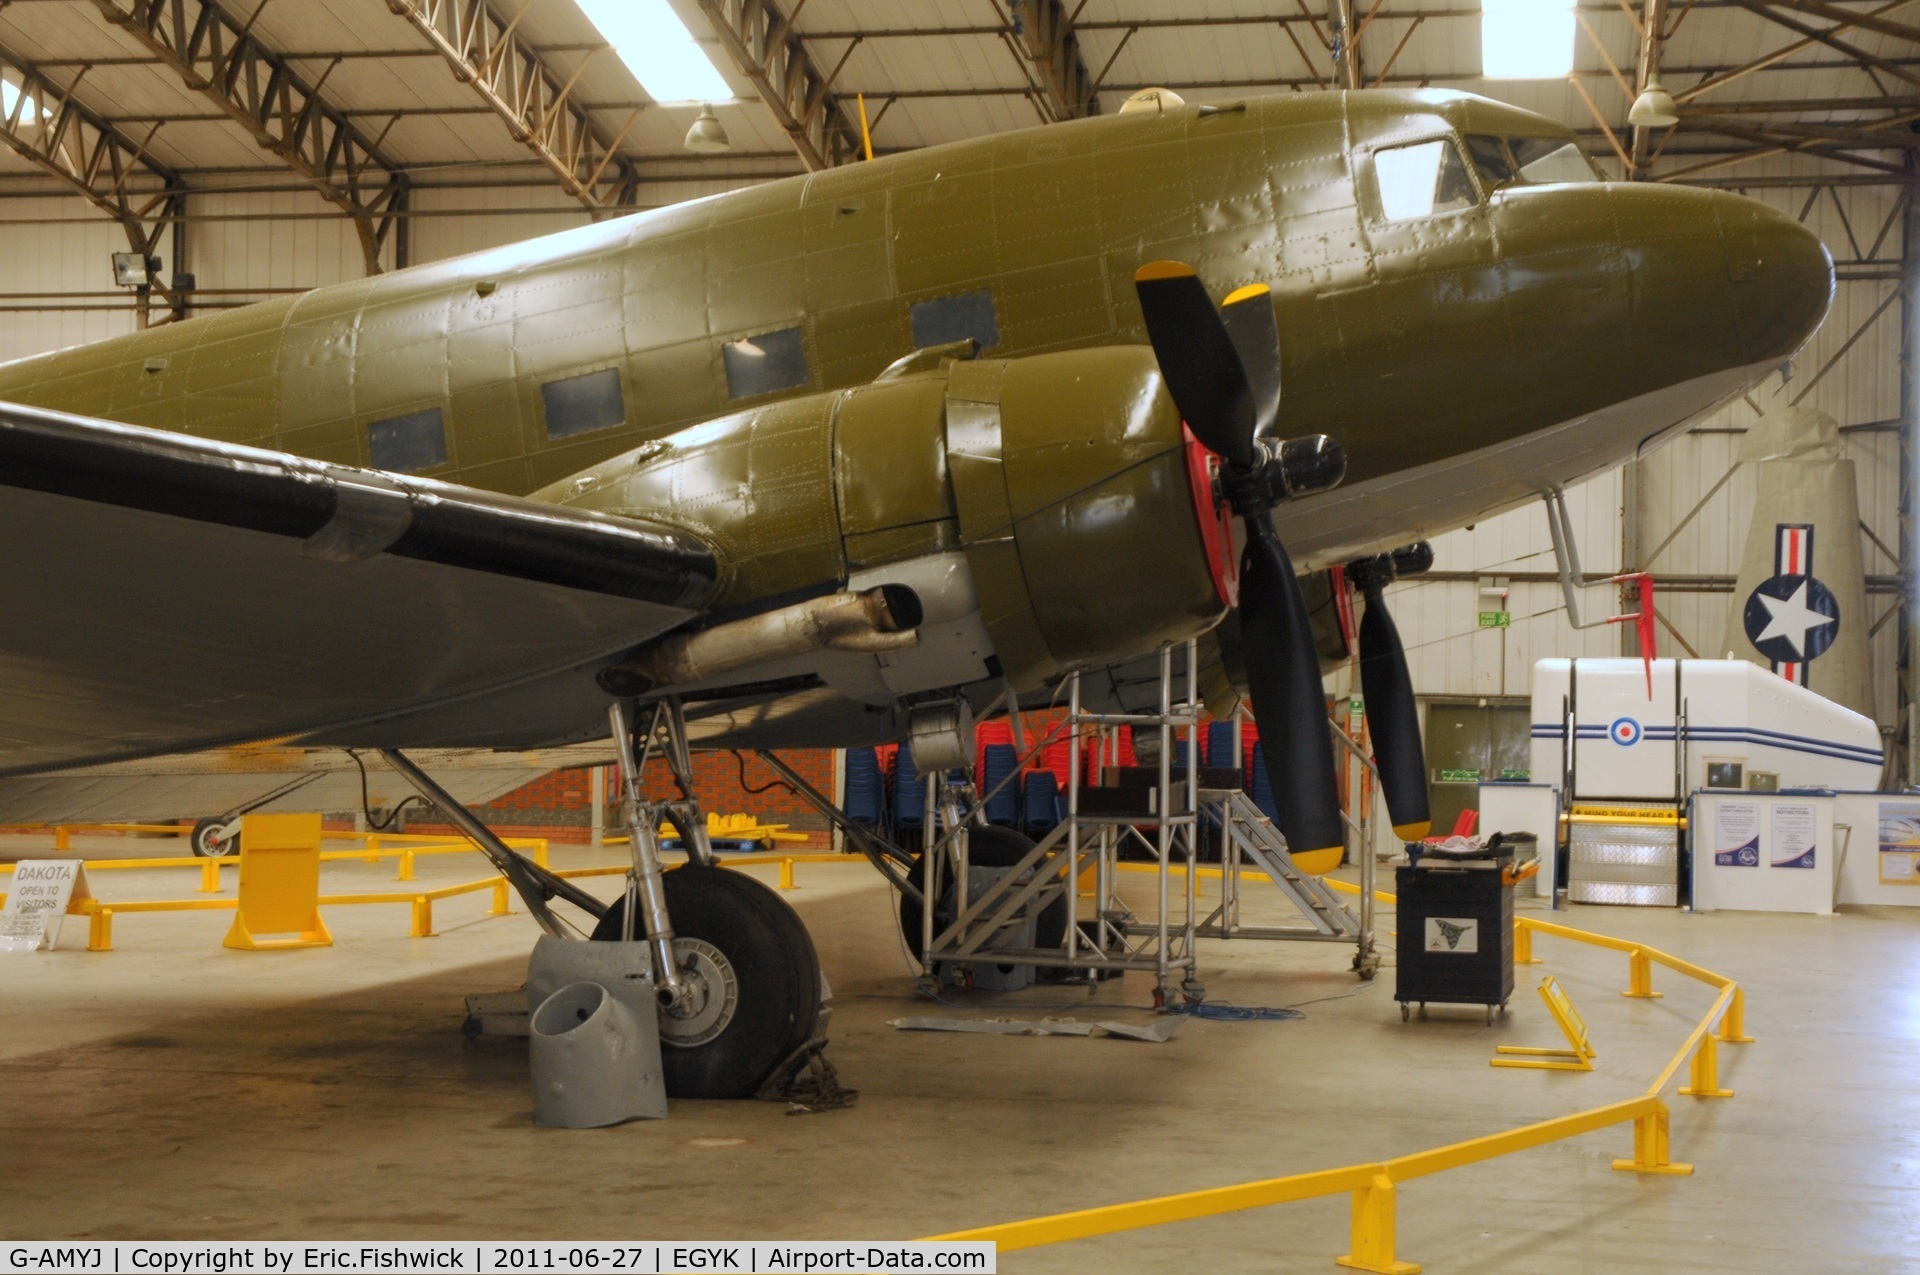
[658, 937, 738, 1048]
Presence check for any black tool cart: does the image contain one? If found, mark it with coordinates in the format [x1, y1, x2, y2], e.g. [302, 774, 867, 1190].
[1395, 835, 1517, 1024]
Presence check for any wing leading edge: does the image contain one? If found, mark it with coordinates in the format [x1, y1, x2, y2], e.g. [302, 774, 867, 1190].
[0, 402, 718, 776]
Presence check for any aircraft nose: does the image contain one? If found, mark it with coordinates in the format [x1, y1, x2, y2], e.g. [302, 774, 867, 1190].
[1714, 194, 1834, 362]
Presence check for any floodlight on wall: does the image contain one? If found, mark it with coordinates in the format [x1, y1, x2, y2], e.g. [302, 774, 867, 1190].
[1628, 76, 1679, 128]
[684, 104, 731, 154]
[111, 252, 159, 287]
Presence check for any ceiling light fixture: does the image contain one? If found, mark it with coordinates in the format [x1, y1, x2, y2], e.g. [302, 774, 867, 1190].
[684, 103, 731, 154]
[575, 0, 735, 105]
[1481, 0, 1575, 79]
[1628, 75, 1680, 128]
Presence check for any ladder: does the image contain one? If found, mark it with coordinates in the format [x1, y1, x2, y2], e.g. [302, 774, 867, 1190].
[1200, 789, 1364, 942]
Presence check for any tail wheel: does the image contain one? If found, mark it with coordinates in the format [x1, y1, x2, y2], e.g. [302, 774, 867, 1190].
[898, 826, 1068, 960]
[591, 865, 821, 1099]
[190, 817, 237, 858]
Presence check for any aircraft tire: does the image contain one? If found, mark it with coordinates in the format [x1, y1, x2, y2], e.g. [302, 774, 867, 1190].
[591, 864, 821, 1099]
[897, 826, 1068, 960]
[190, 816, 237, 858]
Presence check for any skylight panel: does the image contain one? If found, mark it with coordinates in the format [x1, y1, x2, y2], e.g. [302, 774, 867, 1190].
[1481, 0, 1576, 79]
[576, 0, 735, 105]
[1, 79, 46, 123]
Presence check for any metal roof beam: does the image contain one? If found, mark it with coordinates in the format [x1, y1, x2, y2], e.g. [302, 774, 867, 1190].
[0, 42, 183, 320]
[384, 0, 642, 214]
[1004, 0, 1101, 120]
[693, 0, 863, 171]
[91, 0, 407, 274]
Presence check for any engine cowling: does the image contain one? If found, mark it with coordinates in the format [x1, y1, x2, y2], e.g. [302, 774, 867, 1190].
[549, 345, 1226, 695]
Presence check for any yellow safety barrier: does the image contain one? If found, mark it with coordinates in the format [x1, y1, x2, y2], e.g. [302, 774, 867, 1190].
[1491, 975, 1595, 1071]
[0, 845, 860, 951]
[930, 876, 1753, 1273]
[604, 811, 814, 850]
[224, 813, 331, 950]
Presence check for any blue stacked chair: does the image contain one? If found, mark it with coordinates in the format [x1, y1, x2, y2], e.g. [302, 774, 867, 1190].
[1022, 770, 1060, 836]
[843, 746, 884, 826]
[1249, 745, 1280, 821]
[893, 744, 925, 833]
[981, 743, 1020, 826]
[1205, 721, 1238, 772]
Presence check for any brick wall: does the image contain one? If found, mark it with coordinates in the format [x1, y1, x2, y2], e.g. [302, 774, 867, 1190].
[404, 749, 838, 848]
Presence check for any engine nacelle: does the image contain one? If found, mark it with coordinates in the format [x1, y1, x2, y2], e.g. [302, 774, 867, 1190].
[549, 345, 1225, 694]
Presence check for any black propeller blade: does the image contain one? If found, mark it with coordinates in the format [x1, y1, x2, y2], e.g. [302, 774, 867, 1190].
[1133, 260, 1344, 869]
[1134, 261, 1258, 467]
[1241, 519, 1346, 862]
[1350, 544, 1435, 841]
[1220, 283, 1282, 437]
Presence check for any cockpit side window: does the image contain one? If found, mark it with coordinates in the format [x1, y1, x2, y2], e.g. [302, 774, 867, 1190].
[1373, 139, 1479, 222]
[1508, 137, 1600, 184]
[1465, 135, 1516, 188]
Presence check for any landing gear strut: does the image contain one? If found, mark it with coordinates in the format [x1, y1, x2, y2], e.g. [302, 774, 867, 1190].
[597, 699, 826, 1100]
[383, 702, 825, 1101]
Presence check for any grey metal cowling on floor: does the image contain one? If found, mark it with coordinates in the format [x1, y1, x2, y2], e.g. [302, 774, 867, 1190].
[526, 938, 668, 1127]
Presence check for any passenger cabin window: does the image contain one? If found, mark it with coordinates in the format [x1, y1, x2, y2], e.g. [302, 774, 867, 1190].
[911, 289, 1000, 350]
[1509, 137, 1600, 184]
[542, 367, 625, 439]
[1374, 140, 1478, 221]
[723, 326, 810, 399]
[367, 407, 447, 473]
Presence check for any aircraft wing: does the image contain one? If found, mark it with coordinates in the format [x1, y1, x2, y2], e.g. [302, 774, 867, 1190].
[0, 402, 717, 777]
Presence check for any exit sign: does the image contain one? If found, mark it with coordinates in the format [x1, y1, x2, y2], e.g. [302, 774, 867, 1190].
[1477, 610, 1511, 628]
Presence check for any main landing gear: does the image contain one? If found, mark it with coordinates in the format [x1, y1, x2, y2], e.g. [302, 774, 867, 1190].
[381, 697, 825, 1102]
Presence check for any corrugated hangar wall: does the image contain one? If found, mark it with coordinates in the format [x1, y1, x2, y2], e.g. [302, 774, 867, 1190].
[0, 166, 1905, 738]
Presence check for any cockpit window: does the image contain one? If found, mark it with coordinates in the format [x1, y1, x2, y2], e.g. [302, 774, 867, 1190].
[1465, 135, 1515, 187]
[1508, 137, 1599, 184]
[1374, 140, 1478, 221]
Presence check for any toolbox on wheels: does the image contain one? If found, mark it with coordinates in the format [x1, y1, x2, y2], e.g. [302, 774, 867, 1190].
[1395, 842, 1515, 1024]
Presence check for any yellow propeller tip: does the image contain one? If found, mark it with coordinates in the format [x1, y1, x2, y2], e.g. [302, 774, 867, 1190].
[1135, 260, 1196, 282]
[1289, 847, 1344, 876]
[1394, 821, 1433, 841]
[1223, 283, 1272, 305]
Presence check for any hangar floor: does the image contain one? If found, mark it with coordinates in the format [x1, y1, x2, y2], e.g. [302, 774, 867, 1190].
[1, 835, 1914, 1274]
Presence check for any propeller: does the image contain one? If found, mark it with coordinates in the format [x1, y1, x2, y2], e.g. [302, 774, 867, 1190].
[1134, 261, 1347, 864]
[1347, 544, 1436, 841]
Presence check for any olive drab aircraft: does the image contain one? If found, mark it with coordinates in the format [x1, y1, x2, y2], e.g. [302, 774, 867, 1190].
[0, 88, 1831, 1097]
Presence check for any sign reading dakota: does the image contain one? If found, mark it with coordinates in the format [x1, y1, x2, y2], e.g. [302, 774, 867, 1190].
[1, 860, 91, 952]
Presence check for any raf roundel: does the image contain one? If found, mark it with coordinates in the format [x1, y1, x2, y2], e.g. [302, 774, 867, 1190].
[1609, 717, 1642, 746]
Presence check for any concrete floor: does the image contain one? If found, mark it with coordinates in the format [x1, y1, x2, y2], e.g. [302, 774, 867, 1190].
[2, 834, 1916, 1274]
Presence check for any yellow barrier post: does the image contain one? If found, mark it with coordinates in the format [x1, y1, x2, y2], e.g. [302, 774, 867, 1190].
[1612, 1104, 1692, 1175]
[1336, 1172, 1420, 1274]
[1513, 920, 1540, 964]
[1716, 987, 1755, 1043]
[222, 813, 332, 951]
[779, 858, 796, 890]
[396, 850, 415, 882]
[53, 826, 70, 851]
[1679, 1033, 1734, 1098]
[198, 859, 221, 893]
[411, 896, 433, 938]
[89, 906, 112, 952]
[1624, 948, 1663, 999]
[1492, 977, 1596, 1072]
[489, 880, 511, 916]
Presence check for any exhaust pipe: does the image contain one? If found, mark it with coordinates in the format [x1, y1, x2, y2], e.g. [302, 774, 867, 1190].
[597, 584, 923, 697]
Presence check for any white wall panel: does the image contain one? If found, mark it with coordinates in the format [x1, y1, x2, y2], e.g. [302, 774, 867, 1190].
[0, 198, 140, 363]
